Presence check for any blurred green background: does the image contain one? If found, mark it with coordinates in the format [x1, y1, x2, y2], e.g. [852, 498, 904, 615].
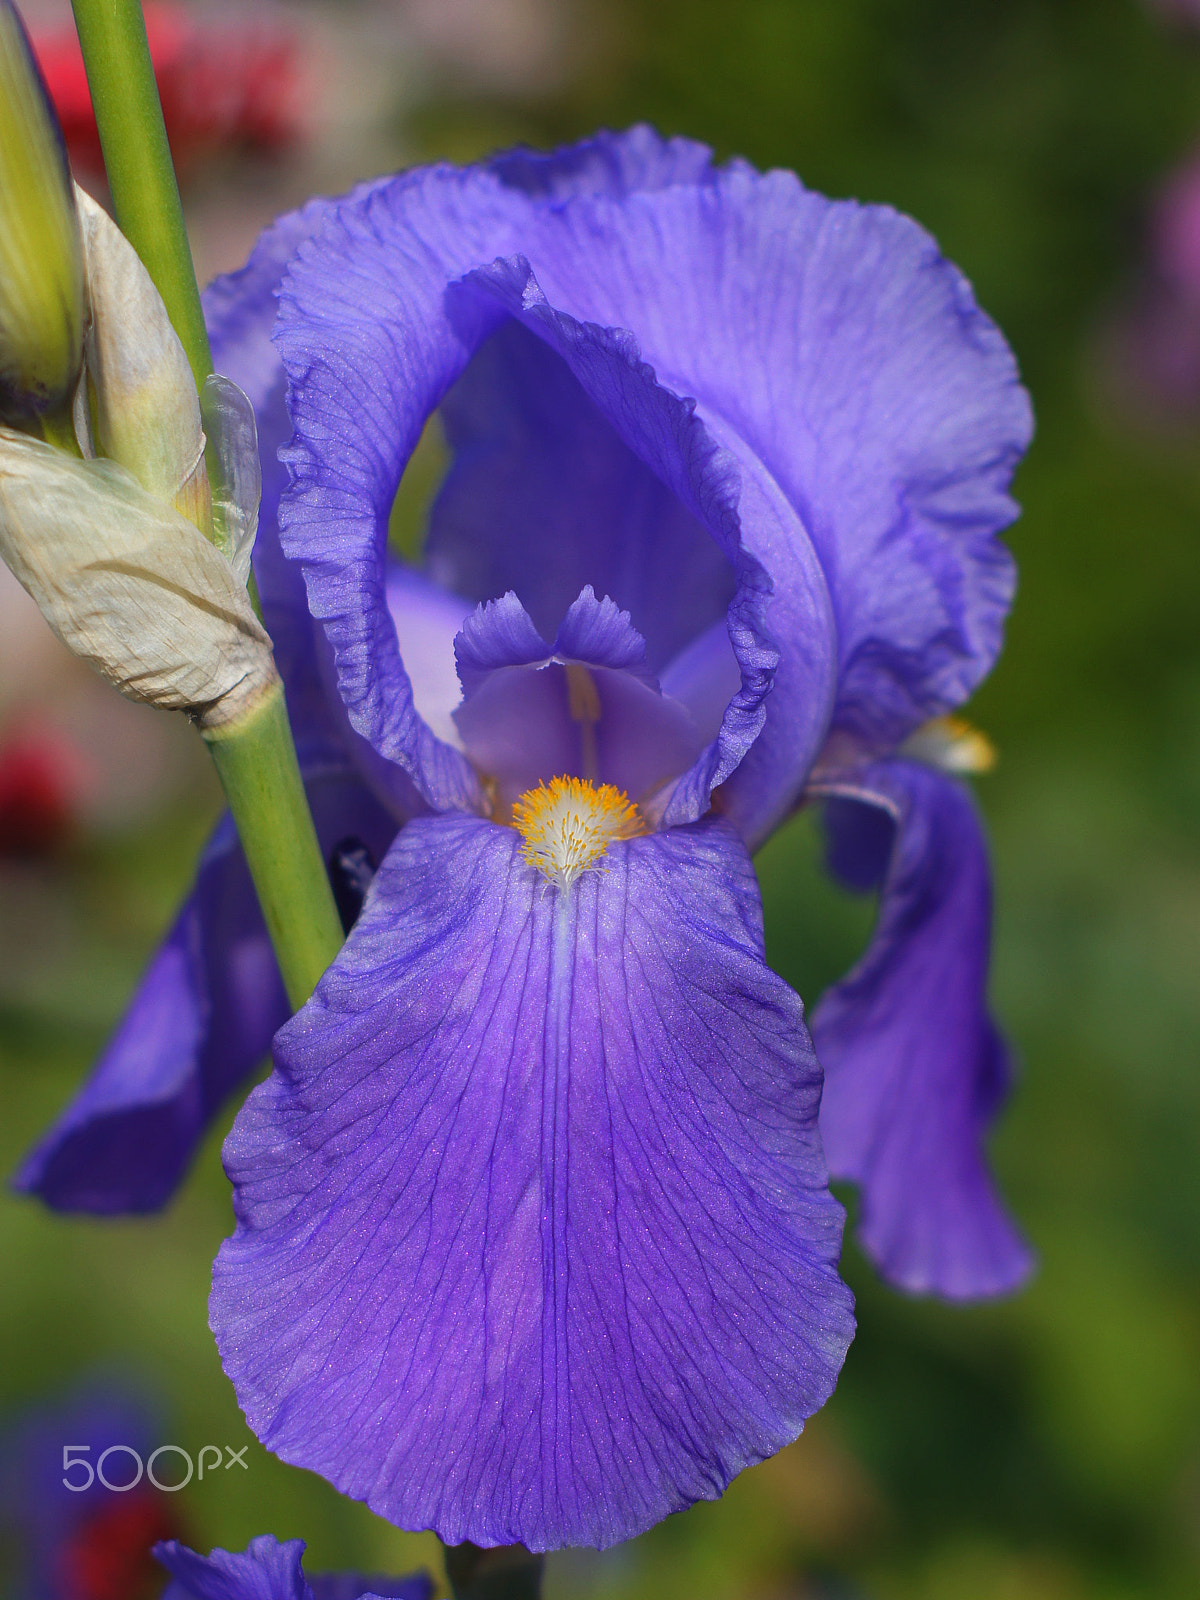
[2, 0, 1198, 1596]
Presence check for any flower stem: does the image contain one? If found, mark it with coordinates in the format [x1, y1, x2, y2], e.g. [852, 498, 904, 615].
[70, 0, 344, 1009]
[202, 685, 343, 1011]
[68, 0, 212, 390]
[444, 1543, 544, 1600]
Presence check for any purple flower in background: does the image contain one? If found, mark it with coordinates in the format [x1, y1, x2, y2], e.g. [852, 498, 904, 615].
[18, 127, 1033, 1547]
[1146, 0, 1200, 26]
[155, 1534, 432, 1600]
[1103, 147, 1200, 419]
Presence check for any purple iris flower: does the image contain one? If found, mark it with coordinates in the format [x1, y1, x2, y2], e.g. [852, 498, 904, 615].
[155, 1535, 432, 1600]
[17, 126, 1033, 1544]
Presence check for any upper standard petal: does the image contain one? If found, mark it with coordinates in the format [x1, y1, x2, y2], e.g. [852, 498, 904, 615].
[210, 129, 1025, 843]
[203, 123, 717, 534]
[505, 167, 1030, 806]
[211, 813, 853, 1551]
[276, 190, 782, 822]
[272, 165, 535, 814]
[203, 189, 392, 782]
[487, 124, 718, 201]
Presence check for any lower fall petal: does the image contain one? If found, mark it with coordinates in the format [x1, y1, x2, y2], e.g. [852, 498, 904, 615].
[14, 771, 397, 1213]
[211, 813, 853, 1551]
[811, 760, 1033, 1300]
[13, 812, 279, 1214]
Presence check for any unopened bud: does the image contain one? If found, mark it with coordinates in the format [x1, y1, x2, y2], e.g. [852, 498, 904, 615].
[0, 426, 276, 730]
[75, 186, 212, 530]
[0, 0, 85, 421]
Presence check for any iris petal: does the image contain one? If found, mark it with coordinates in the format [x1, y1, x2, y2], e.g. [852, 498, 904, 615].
[454, 589, 552, 692]
[14, 813, 279, 1214]
[812, 760, 1033, 1299]
[495, 167, 1029, 824]
[274, 168, 542, 814]
[213, 128, 1027, 840]
[488, 125, 718, 201]
[276, 172, 781, 821]
[14, 773, 396, 1213]
[552, 586, 658, 684]
[155, 1534, 432, 1600]
[426, 318, 735, 672]
[452, 586, 704, 806]
[211, 813, 853, 1551]
[385, 562, 472, 751]
[203, 191, 406, 791]
[158, 1535, 312, 1600]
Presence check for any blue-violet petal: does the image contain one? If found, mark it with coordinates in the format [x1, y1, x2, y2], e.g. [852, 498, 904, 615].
[211, 813, 854, 1551]
[812, 760, 1033, 1299]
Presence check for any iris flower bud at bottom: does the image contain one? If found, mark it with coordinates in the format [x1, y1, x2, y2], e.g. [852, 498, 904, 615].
[155, 1535, 433, 1600]
[0, 0, 84, 422]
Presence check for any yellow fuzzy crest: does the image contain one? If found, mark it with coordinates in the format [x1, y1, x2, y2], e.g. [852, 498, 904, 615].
[512, 775, 644, 889]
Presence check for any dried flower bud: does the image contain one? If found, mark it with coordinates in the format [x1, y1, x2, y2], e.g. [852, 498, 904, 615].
[0, 426, 276, 729]
[0, 0, 84, 421]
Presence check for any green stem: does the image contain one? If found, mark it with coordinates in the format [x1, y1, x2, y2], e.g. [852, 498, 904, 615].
[69, 0, 212, 390]
[203, 685, 344, 1011]
[444, 1543, 544, 1600]
[71, 0, 345, 1008]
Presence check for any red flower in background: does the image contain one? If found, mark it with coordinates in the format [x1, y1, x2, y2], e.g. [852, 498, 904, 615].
[0, 726, 91, 856]
[55, 1493, 181, 1600]
[30, 2, 303, 178]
